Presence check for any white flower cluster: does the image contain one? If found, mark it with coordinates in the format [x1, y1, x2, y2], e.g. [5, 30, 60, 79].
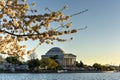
[0, 35, 26, 57]
[0, 0, 78, 58]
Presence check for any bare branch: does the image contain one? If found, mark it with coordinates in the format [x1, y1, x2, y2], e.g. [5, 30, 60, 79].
[70, 9, 88, 17]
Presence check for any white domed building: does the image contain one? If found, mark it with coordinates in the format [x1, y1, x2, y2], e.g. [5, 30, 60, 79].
[41, 47, 76, 69]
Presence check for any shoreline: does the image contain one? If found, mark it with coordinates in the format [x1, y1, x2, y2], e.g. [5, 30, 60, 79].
[0, 70, 116, 73]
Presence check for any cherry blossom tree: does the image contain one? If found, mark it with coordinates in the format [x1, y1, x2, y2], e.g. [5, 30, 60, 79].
[0, 0, 87, 59]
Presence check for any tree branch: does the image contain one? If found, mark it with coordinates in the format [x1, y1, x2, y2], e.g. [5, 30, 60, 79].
[0, 29, 38, 36]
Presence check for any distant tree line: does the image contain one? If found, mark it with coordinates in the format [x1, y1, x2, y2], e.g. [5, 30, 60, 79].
[75, 61, 119, 71]
[4, 56, 120, 72]
[5, 56, 59, 72]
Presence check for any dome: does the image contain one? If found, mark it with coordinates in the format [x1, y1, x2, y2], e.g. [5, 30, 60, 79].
[46, 47, 64, 55]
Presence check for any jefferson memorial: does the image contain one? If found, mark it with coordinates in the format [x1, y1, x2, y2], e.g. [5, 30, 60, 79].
[41, 47, 76, 69]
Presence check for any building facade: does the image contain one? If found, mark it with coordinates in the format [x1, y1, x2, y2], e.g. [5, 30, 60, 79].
[41, 47, 76, 69]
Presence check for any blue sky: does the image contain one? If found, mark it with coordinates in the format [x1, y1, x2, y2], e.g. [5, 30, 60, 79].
[25, 0, 120, 65]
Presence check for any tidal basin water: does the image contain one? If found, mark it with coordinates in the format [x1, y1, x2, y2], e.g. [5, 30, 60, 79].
[0, 72, 120, 80]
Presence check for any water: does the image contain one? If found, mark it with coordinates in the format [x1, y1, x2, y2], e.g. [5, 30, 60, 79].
[0, 72, 120, 80]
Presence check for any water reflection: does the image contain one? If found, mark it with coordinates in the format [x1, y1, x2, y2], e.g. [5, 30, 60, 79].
[0, 72, 120, 80]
